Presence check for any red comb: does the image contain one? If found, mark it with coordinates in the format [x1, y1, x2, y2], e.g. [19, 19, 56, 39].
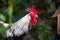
[26, 7, 37, 15]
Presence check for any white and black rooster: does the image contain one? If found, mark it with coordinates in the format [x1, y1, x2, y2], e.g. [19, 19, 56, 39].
[0, 7, 38, 40]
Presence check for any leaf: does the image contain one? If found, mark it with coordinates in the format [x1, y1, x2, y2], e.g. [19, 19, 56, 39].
[0, 14, 6, 21]
[2, 0, 7, 5]
[0, 24, 6, 39]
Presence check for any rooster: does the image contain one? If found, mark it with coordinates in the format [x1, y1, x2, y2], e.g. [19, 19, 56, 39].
[0, 7, 38, 40]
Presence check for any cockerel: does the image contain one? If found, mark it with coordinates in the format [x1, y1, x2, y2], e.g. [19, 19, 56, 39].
[0, 7, 38, 40]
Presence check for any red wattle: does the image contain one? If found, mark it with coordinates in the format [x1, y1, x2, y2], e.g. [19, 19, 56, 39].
[30, 14, 37, 26]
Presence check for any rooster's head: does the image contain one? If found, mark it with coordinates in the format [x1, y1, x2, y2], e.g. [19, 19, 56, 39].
[26, 7, 38, 26]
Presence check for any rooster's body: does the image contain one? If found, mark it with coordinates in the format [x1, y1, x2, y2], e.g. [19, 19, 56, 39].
[0, 7, 38, 40]
[7, 14, 30, 37]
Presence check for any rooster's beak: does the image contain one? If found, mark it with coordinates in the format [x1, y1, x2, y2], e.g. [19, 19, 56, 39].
[35, 15, 38, 17]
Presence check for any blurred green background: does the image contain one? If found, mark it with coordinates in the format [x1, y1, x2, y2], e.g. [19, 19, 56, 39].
[0, 0, 60, 40]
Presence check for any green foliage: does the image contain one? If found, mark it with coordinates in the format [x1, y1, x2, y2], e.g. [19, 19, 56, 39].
[44, 0, 51, 8]
[0, 14, 6, 21]
[0, 24, 6, 40]
[36, 22, 53, 40]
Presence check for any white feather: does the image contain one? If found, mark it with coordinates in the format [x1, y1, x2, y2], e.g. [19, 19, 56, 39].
[7, 14, 31, 37]
[0, 21, 9, 28]
[0, 14, 31, 37]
